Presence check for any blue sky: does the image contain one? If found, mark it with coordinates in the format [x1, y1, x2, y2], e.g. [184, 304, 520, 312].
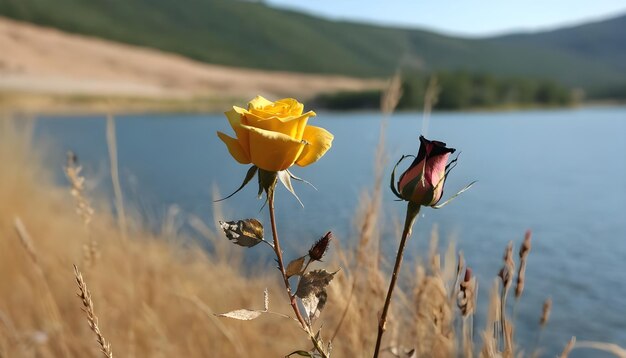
[266, 0, 626, 37]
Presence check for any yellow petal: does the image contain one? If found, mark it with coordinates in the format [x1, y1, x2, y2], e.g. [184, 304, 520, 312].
[248, 95, 274, 110]
[240, 124, 305, 171]
[296, 125, 334, 167]
[217, 131, 251, 164]
[225, 107, 251, 157]
[249, 98, 305, 119]
[276, 98, 304, 116]
[294, 111, 315, 139]
[250, 102, 289, 119]
[244, 110, 315, 140]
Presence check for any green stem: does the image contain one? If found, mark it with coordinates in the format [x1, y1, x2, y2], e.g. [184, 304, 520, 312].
[373, 201, 421, 358]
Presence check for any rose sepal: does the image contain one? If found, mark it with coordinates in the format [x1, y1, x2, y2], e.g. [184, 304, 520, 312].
[277, 170, 303, 207]
[431, 180, 477, 209]
[287, 170, 317, 191]
[258, 169, 311, 207]
[216, 165, 314, 207]
[390, 154, 416, 201]
[257, 169, 279, 198]
[215, 165, 258, 202]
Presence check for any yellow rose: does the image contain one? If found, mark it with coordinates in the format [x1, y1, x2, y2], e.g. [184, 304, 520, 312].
[217, 96, 334, 172]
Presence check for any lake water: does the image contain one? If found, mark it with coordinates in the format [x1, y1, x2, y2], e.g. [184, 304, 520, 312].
[34, 107, 626, 356]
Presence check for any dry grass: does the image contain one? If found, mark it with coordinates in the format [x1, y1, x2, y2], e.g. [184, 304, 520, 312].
[1, 118, 624, 358]
[73, 265, 113, 358]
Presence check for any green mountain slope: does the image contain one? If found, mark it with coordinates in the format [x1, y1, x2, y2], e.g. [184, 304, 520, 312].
[491, 14, 626, 72]
[0, 0, 624, 89]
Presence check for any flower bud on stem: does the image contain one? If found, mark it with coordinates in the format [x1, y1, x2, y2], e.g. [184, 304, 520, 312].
[373, 201, 421, 358]
[309, 232, 332, 262]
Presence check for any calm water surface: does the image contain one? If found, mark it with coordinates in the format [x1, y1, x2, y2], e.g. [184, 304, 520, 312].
[34, 107, 626, 357]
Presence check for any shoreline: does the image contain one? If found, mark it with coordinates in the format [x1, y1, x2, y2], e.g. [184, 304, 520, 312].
[2, 91, 624, 117]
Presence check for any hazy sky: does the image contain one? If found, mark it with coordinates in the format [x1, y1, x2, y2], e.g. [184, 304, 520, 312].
[266, 0, 626, 37]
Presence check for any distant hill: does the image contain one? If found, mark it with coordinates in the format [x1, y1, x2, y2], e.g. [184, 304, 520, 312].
[0, 0, 624, 90]
[0, 17, 382, 113]
[491, 14, 626, 73]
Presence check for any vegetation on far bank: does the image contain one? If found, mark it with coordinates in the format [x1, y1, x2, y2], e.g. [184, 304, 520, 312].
[314, 71, 580, 111]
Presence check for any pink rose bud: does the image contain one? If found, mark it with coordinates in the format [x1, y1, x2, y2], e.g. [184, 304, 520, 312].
[394, 136, 456, 207]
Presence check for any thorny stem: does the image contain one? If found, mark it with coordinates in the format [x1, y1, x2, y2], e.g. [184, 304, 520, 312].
[268, 191, 329, 358]
[373, 202, 421, 358]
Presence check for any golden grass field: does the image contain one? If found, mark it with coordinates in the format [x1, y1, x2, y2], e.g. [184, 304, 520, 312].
[3, 117, 625, 358]
[0, 119, 527, 358]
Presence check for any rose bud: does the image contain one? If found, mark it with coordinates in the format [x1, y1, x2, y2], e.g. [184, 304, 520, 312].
[391, 135, 456, 207]
[309, 231, 332, 261]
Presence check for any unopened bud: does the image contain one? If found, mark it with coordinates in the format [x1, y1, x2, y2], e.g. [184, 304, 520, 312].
[392, 136, 456, 207]
[309, 231, 332, 261]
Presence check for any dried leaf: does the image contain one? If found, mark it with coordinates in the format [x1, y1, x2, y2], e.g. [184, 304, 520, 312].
[216, 288, 270, 321]
[219, 219, 264, 247]
[303, 291, 328, 325]
[296, 270, 336, 298]
[286, 256, 307, 278]
[296, 270, 336, 324]
[217, 309, 262, 321]
[287, 351, 314, 357]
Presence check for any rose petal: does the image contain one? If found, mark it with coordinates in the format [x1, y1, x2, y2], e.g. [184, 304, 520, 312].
[225, 106, 252, 157]
[245, 111, 315, 140]
[276, 98, 304, 116]
[249, 97, 306, 119]
[425, 152, 452, 187]
[217, 131, 251, 164]
[240, 124, 306, 171]
[248, 95, 274, 110]
[296, 125, 334, 167]
[398, 158, 425, 192]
